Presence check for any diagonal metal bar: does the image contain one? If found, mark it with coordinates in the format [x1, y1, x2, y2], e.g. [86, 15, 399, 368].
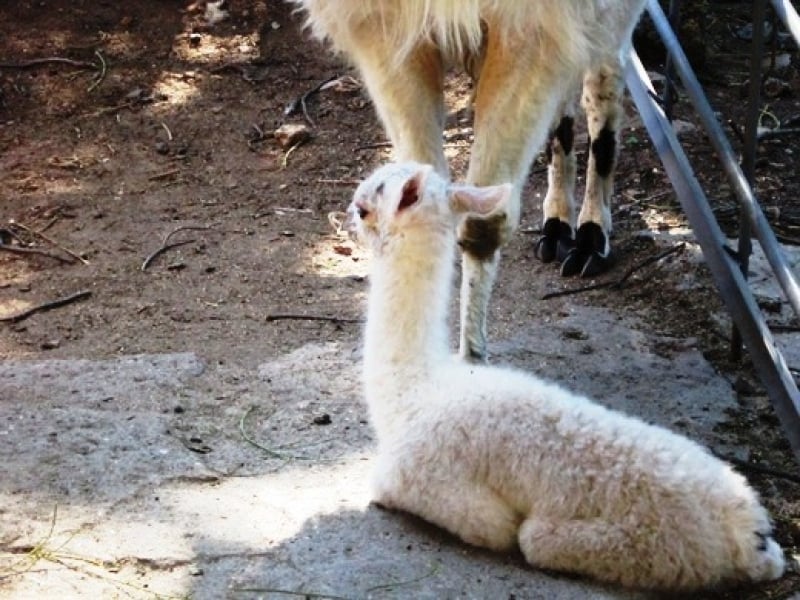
[624, 50, 800, 462]
[771, 0, 800, 45]
[644, 0, 800, 321]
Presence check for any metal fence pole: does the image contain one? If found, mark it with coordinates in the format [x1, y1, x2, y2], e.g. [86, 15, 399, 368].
[625, 50, 800, 462]
[733, 0, 769, 361]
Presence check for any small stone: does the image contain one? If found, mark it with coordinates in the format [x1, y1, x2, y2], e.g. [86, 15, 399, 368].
[763, 76, 790, 98]
[155, 140, 170, 155]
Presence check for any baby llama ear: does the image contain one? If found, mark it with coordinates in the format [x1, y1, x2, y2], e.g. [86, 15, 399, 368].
[449, 182, 513, 217]
[397, 163, 434, 212]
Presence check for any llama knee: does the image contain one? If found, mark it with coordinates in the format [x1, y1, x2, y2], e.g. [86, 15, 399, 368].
[518, 516, 664, 589]
[458, 213, 508, 262]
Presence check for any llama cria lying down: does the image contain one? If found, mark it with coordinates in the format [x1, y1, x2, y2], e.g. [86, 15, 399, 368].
[348, 161, 786, 591]
[295, 0, 647, 361]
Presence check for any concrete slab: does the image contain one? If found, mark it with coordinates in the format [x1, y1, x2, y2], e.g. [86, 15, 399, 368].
[0, 306, 775, 599]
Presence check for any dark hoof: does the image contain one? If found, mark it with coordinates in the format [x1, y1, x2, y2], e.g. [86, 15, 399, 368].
[559, 222, 613, 277]
[535, 218, 573, 264]
[534, 236, 557, 263]
[556, 237, 575, 263]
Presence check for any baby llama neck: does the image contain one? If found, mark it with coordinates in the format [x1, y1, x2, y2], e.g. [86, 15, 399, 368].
[364, 228, 455, 377]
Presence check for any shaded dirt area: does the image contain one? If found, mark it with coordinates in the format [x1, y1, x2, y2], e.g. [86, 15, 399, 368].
[0, 1, 799, 598]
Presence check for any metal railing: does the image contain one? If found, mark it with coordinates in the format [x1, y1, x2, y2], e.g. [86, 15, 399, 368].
[624, 0, 800, 461]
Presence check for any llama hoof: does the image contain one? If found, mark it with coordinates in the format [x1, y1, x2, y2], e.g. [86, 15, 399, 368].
[560, 222, 612, 277]
[534, 236, 557, 263]
[535, 218, 574, 264]
[561, 249, 614, 277]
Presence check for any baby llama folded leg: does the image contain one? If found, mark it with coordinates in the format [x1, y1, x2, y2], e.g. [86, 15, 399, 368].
[518, 479, 786, 590]
[373, 462, 521, 552]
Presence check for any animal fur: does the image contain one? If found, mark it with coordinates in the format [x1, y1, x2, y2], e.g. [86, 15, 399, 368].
[348, 161, 786, 591]
[294, 0, 648, 360]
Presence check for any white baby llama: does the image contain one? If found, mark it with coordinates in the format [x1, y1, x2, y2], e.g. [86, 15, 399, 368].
[293, 0, 647, 361]
[348, 161, 786, 591]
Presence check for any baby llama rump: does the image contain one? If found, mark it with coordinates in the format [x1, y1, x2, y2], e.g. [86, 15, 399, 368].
[348, 161, 786, 591]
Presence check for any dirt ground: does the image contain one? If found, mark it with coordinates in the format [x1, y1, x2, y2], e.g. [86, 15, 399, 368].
[0, 1, 799, 599]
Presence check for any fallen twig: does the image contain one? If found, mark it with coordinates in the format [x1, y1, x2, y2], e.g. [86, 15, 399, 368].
[140, 240, 194, 271]
[147, 168, 181, 181]
[86, 50, 106, 92]
[0, 505, 184, 598]
[233, 563, 439, 598]
[78, 102, 134, 119]
[238, 406, 312, 461]
[266, 313, 363, 324]
[542, 243, 686, 300]
[613, 242, 686, 287]
[770, 324, 800, 333]
[0, 57, 97, 70]
[284, 75, 339, 127]
[364, 563, 440, 594]
[141, 225, 216, 271]
[9, 221, 89, 265]
[245, 123, 266, 150]
[0, 243, 75, 264]
[354, 141, 392, 152]
[542, 280, 609, 300]
[232, 588, 353, 600]
[0, 53, 107, 92]
[40, 216, 61, 233]
[757, 127, 800, 141]
[316, 178, 361, 186]
[713, 451, 800, 485]
[774, 232, 800, 246]
[0, 290, 91, 323]
[160, 121, 173, 142]
[281, 142, 303, 169]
